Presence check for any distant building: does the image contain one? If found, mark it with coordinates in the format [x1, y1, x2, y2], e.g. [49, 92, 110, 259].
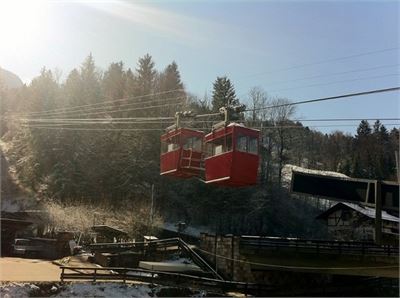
[316, 202, 399, 241]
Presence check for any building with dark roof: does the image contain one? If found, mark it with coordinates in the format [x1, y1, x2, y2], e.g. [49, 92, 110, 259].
[316, 202, 399, 242]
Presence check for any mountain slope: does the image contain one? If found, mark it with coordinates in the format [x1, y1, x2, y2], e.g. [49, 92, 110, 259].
[0, 67, 23, 89]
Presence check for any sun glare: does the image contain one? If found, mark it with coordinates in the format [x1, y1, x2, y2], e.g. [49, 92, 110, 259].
[0, 0, 48, 50]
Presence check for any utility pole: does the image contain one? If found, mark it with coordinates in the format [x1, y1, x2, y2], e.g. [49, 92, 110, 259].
[150, 184, 155, 234]
[395, 151, 399, 183]
[374, 180, 382, 245]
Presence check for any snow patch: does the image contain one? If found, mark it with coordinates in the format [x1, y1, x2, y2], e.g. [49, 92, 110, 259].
[0, 282, 154, 297]
[281, 164, 349, 189]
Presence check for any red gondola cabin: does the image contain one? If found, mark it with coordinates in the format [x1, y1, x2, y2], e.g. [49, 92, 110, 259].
[204, 123, 259, 187]
[160, 128, 204, 178]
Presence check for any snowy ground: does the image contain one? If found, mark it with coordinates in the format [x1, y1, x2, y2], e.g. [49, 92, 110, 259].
[0, 282, 154, 297]
[0, 281, 220, 297]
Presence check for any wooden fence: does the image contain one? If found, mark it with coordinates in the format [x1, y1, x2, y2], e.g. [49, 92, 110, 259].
[59, 266, 272, 295]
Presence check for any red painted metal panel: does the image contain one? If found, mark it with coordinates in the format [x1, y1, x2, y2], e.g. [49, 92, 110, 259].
[204, 152, 233, 184]
[160, 128, 204, 178]
[204, 124, 260, 187]
[230, 151, 259, 186]
[160, 149, 180, 175]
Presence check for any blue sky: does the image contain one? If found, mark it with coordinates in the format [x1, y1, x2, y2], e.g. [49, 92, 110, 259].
[0, 0, 399, 134]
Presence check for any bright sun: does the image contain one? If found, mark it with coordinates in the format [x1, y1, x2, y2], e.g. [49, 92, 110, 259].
[0, 0, 48, 50]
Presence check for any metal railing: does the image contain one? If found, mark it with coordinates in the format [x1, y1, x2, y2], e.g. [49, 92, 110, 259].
[88, 237, 223, 280]
[240, 236, 399, 256]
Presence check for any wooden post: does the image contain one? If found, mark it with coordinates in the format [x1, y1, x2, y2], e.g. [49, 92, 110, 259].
[231, 236, 234, 280]
[93, 268, 97, 283]
[61, 267, 64, 283]
[375, 180, 382, 245]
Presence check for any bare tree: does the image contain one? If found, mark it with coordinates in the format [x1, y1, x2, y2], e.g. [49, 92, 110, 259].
[267, 97, 296, 185]
[247, 86, 268, 122]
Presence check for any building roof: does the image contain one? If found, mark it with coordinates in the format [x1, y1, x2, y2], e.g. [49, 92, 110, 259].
[91, 225, 127, 236]
[317, 202, 399, 223]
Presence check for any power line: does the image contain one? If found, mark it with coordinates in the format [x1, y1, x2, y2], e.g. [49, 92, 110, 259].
[17, 87, 400, 128]
[22, 126, 166, 131]
[22, 121, 175, 126]
[237, 46, 400, 79]
[37, 102, 185, 118]
[19, 96, 184, 119]
[292, 118, 400, 122]
[267, 73, 400, 93]
[244, 87, 400, 112]
[21, 96, 185, 118]
[246, 64, 399, 88]
[21, 116, 175, 122]
[22, 123, 400, 131]
[22, 118, 399, 126]
[19, 88, 185, 116]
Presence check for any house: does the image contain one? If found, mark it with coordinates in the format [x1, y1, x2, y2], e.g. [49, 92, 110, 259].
[316, 202, 399, 242]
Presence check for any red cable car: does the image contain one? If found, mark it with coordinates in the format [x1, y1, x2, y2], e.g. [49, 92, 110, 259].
[160, 127, 204, 178]
[204, 123, 259, 187]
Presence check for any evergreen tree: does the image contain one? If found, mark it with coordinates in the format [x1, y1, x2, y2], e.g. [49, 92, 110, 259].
[354, 120, 374, 178]
[80, 53, 101, 105]
[159, 61, 186, 117]
[211, 76, 239, 112]
[136, 54, 156, 96]
[102, 62, 125, 100]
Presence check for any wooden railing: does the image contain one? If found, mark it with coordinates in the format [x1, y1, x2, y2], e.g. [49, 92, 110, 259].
[240, 236, 399, 256]
[88, 237, 180, 253]
[60, 266, 272, 294]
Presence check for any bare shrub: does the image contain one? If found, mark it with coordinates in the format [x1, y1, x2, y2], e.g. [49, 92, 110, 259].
[41, 199, 163, 240]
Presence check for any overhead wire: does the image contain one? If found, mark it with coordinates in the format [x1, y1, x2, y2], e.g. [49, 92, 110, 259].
[19, 96, 186, 119]
[245, 64, 400, 88]
[22, 117, 400, 123]
[237, 46, 400, 79]
[267, 73, 400, 93]
[34, 101, 185, 118]
[20, 116, 176, 122]
[17, 87, 400, 132]
[244, 87, 400, 112]
[22, 123, 400, 132]
[19, 88, 185, 116]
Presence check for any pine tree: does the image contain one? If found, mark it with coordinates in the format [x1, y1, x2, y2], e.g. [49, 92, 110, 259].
[80, 53, 101, 105]
[159, 61, 186, 117]
[136, 54, 156, 96]
[211, 76, 239, 112]
[159, 61, 184, 92]
[354, 120, 374, 178]
[102, 62, 125, 100]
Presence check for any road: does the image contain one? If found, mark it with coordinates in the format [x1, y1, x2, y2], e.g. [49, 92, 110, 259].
[0, 257, 61, 281]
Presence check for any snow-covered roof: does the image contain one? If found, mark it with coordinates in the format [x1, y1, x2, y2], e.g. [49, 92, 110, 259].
[318, 202, 399, 223]
[282, 164, 349, 190]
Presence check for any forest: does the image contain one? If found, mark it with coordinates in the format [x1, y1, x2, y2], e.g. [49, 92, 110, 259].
[1, 54, 398, 239]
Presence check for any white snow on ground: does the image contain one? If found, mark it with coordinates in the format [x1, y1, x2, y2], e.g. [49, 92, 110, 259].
[0, 282, 154, 297]
[0, 282, 218, 297]
[167, 257, 193, 264]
